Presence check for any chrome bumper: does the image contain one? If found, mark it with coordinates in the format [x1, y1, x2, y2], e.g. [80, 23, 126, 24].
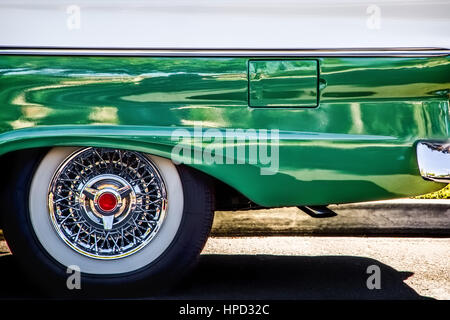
[417, 142, 450, 183]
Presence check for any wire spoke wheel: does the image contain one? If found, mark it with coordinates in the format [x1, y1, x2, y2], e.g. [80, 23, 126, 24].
[48, 147, 167, 259]
[3, 146, 214, 295]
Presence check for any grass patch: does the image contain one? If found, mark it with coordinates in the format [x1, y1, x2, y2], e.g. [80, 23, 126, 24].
[414, 184, 450, 199]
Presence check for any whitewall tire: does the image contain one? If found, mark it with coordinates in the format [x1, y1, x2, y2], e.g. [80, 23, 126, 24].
[1, 147, 214, 296]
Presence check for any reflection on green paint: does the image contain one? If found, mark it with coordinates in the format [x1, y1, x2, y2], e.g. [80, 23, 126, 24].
[0, 55, 448, 206]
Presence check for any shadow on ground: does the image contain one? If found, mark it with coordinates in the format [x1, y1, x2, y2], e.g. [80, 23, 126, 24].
[170, 255, 429, 300]
[0, 253, 431, 300]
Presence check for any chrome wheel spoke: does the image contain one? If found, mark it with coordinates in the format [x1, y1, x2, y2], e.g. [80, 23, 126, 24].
[101, 215, 114, 231]
[118, 185, 132, 197]
[82, 187, 98, 200]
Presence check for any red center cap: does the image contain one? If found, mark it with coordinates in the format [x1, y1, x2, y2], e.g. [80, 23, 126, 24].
[97, 192, 117, 212]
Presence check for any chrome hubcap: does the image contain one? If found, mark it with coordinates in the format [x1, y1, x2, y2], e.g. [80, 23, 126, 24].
[48, 147, 167, 259]
[80, 174, 136, 231]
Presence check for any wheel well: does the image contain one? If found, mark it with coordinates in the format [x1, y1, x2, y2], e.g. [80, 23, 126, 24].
[212, 178, 262, 211]
[0, 148, 50, 229]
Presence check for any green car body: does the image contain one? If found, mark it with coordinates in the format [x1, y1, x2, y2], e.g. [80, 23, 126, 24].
[0, 54, 449, 207]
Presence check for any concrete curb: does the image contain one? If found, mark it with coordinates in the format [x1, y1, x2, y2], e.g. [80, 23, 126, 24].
[211, 199, 450, 237]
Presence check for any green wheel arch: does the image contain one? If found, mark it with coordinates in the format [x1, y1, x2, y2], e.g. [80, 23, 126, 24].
[0, 125, 446, 207]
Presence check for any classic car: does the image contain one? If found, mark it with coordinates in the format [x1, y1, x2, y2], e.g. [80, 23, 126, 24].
[0, 0, 448, 295]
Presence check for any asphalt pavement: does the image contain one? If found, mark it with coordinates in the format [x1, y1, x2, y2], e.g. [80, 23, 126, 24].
[0, 199, 448, 300]
[0, 236, 448, 300]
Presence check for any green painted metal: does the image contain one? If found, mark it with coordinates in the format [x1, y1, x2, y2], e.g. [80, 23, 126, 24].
[249, 60, 318, 107]
[0, 55, 449, 206]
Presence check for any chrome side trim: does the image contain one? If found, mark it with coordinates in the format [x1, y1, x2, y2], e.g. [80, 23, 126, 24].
[417, 142, 450, 184]
[0, 48, 448, 57]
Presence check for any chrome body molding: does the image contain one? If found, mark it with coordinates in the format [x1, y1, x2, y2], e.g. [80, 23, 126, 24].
[0, 47, 448, 57]
[417, 142, 450, 184]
